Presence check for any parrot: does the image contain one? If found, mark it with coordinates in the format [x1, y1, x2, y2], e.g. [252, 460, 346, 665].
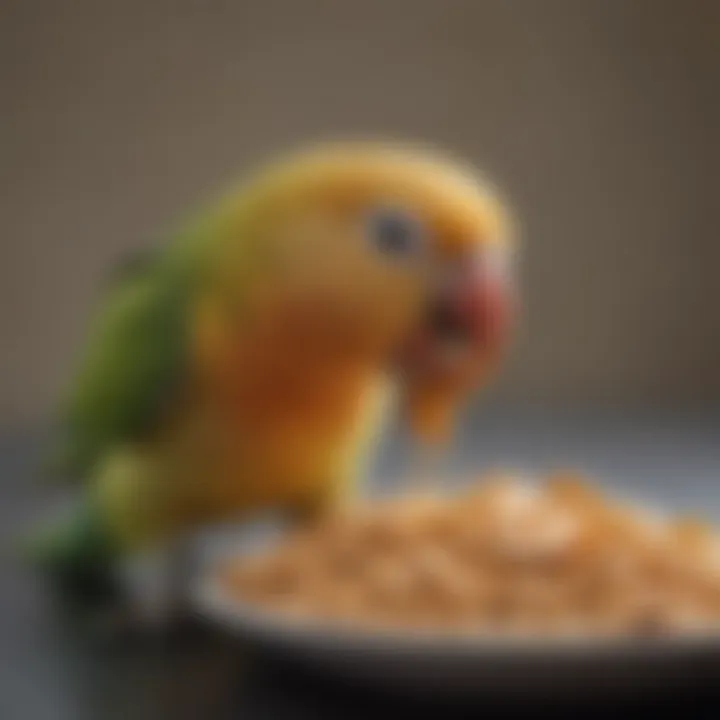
[30, 141, 517, 629]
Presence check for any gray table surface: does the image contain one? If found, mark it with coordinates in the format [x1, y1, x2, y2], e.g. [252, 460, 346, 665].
[2, 409, 720, 719]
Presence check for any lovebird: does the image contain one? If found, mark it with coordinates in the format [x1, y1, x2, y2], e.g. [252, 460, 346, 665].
[31, 141, 517, 627]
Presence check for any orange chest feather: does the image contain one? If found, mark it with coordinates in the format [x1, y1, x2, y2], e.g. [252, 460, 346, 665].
[192, 295, 376, 447]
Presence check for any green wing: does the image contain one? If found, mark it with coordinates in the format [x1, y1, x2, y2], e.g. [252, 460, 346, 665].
[50, 254, 193, 481]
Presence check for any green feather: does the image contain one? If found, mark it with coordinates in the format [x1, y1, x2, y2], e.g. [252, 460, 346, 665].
[49, 252, 194, 482]
[47, 193, 255, 483]
[23, 498, 121, 603]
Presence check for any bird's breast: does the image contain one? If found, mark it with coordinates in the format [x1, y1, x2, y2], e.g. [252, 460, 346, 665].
[188, 356, 389, 516]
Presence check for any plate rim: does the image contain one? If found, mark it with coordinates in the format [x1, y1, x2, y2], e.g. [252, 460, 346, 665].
[194, 573, 720, 659]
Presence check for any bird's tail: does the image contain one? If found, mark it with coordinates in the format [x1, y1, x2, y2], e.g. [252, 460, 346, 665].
[23, 498, 121, 606]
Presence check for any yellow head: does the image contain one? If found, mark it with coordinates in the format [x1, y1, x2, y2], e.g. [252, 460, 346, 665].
[204, 141, 518, 437]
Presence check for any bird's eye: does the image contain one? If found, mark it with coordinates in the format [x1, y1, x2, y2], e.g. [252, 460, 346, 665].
[366, 207, 425, 258]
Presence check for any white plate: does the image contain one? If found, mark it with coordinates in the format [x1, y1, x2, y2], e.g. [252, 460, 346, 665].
[192, 522, 720, 696]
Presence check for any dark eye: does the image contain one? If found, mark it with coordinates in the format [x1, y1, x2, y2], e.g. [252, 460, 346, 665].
[366, 207, 425, 258]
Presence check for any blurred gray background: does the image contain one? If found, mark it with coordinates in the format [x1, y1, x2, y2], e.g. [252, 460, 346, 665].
[1, 0, 719, 429]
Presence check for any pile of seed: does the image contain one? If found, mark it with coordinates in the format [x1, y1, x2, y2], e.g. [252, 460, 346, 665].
[222, 474, 720, 637]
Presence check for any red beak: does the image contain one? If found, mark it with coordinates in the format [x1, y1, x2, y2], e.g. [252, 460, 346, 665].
[400, 248, 515, 387]
[448, 250, 514, 364]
